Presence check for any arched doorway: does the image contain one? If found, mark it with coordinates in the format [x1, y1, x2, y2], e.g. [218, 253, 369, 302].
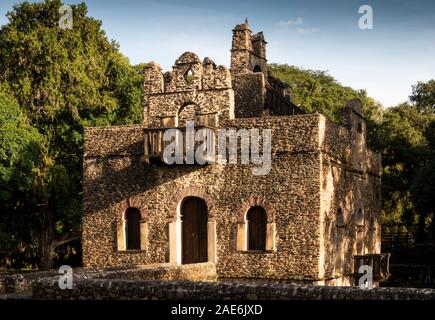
[181, 197, 208, 264]
[247, 206, 267, 251]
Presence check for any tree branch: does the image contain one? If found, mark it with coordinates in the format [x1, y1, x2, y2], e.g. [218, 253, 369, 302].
[51, 231, 81, 250]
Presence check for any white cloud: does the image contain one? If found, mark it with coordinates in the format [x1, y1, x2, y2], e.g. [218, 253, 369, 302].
[294, 27, 321, 34]
[278, 17, 303, 27]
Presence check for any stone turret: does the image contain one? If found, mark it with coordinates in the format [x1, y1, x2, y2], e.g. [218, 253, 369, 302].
[230, 20, 268, 78]
[144, 61, 164, 94]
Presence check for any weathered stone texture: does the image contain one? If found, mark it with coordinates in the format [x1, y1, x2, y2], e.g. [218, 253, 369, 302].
[81, 22, 382, 286]
[33, 278, 435, 300]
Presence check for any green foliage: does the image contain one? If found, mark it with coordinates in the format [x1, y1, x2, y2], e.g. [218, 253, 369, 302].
[0, 0, 143, 269]
[410, 80, 435, 114]
[269, 63, 435, 240]
[0, 88, 44, 268]
[268, 63, 382, 122]
[375, 104, 435, 237]
[268, 64, 383, 148]
[0, 89, 43, 202]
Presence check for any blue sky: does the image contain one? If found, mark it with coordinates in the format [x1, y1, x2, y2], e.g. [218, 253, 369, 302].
[1, 0, 435, 107]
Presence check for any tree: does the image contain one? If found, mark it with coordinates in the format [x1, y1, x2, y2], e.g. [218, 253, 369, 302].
[268, 63, 383, 147]
[0, 0, 143, 269]
[410, 80, 435, 114]
[411, 160, 435, 241]
[268, 64, 435, 240]
[0, 87, 43, 268]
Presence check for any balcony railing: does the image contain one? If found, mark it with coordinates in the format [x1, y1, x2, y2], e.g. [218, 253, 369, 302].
[144, 126, 215, 164]
[354, 253, 391, 281]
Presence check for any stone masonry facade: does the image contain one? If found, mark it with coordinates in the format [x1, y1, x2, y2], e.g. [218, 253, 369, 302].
[82, 22, 382, 286]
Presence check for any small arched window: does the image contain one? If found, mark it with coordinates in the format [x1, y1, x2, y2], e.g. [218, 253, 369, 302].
[356, 208, 364, 227]
[253, 65, 262, 73]
[184, 68, 194, 83]
[247, 206, 267, 251]
[125, 207, 141, 250]
[336, 208, 345, 227]
[357, 123, 363, 134]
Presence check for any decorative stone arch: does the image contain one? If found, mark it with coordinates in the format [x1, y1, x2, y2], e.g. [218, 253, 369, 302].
[175, 93, 203, 127]
[117, 197, 149, 222]
[236, 196, 276, 252]
[116, 197, 149, 252]
[168, 185, 217, 223]
[236, 196, 275, 224]
[167, 185, 217, 265]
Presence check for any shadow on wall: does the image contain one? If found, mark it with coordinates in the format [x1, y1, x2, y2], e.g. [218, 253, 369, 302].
[83, 138, 204, 215]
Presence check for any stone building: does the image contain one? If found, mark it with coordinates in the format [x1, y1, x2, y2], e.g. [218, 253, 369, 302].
[82, 22, 384, 285]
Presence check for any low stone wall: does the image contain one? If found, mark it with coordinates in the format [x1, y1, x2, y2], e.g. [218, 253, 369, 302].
[33, 278, 435, 300]
[1, 263, 216, 294]
[0, 271, 58, 294]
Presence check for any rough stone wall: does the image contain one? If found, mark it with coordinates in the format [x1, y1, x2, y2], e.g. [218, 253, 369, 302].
[230, 22, 267, 77]
[82, 22, 382, 286]
[82, 110, 381, 284]
[83, 115, 325, 281]
[318, 107, 382, 284]
[0, 271, 58, 294]
[143, 52, 233, 128]
[0, 264, 216, 295]
[233, 73, 265, 118]
[33, 278, 435, 300]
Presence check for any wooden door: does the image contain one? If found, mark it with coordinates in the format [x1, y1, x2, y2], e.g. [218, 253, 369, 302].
[247, 206, 266, 251]
[182, 197, 208, 264]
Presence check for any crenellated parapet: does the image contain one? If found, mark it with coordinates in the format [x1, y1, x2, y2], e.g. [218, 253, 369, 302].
[143, 52, 232, 95]
[143, 52, 234, 128]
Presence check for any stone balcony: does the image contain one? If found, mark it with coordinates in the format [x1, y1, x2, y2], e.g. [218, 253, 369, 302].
[354, 253, 391, 282]
[144, 126, 215, 164]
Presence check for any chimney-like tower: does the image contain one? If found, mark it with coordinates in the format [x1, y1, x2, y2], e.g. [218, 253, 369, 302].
[230, 20, 268, 79]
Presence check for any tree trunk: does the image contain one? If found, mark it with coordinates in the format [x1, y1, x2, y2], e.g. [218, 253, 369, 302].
[417, 211, 428, 243]
[38, 204, 54, 270]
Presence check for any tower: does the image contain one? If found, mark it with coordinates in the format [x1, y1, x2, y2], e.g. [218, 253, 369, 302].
[230, 20, 268, 79]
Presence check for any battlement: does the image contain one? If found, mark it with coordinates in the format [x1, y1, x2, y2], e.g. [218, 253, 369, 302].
[144, 53, 232, 95]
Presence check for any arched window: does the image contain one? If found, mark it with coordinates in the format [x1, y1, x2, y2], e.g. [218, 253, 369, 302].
[357, 122, 363, 133]
[356, 208, 365, 255]
[125, 207, 141, 250]
[247, 206, 267, 251]
[335, 208, 345, 275]
[356, 208, 364, 227]
[184, 68, 194, 83]
[253, 65, 262, 73]
[336, 208, 344, 227]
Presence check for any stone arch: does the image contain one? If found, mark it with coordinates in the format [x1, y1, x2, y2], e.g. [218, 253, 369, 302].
[168, 185, 217, 264]
[116, 197, 149, 251]
[335, 207, 346, 276]
[336, 207, 345, 227]
[356, 207, 364, 227]
[253, 65, 262, 73]
[237, 196, 275, 223]
[355, 206, 365, 255]
[117, 197, 149, 222]
[168, 185, 217, 222]
[236, 196, 276, 251]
